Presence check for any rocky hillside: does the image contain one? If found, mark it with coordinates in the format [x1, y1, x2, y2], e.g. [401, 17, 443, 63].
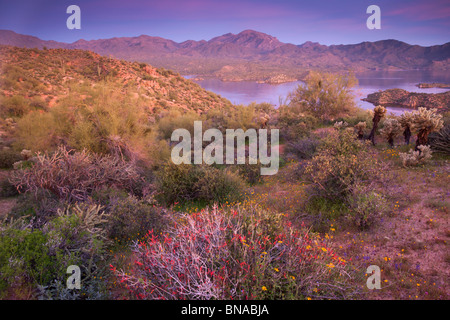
[363, 88, 450, 112]
[1, 29, 449, 82]
[0, 45, 232, 114]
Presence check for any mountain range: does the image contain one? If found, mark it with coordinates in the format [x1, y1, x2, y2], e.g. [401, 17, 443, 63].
[1, 29, 449, 82]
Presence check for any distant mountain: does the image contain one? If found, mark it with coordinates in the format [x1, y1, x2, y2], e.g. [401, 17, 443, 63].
[1, 29, 449, 82]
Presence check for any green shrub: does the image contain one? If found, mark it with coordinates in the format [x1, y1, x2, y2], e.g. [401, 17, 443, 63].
[285, 137, 319, 160]
[237, 162, 262, 185]
[106, 195, 166, 242]
[1, 202, 112, 299]
[0, 178, 19, 197]
[0, 148, 22, 169]
[0, 95, 30, 117]
[156, 162, 246, 205]
[0, 227, 54, 296]
[346, 185, 390, 230]
[304, 128, 382, 200]
[277, 105, 318, 141]
[195, 167, 246, 203]
[39, 203, 111, 299]
[289, 71, 358, 122]
[304, 196, 348, 232]
[44, 203, 109, 261]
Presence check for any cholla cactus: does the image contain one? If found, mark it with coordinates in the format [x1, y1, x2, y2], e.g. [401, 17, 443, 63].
[368, 105, 387, 145]
[20, 149, 33, 160]
[399, 145, 432, 166]
[398, 111, 414, 145]
[354, 121, 367, 139]
[380, 118, 403, 147]
[333, 121, 348, 130]
[410, 107, 443, 150]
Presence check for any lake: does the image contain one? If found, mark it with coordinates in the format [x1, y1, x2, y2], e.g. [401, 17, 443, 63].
[186, 70, 450, 115]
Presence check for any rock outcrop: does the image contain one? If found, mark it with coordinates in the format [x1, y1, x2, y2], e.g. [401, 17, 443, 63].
[363, 89, 450, 112]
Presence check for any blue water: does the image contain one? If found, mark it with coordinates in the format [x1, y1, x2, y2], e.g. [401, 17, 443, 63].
[185, 70, 450, 115]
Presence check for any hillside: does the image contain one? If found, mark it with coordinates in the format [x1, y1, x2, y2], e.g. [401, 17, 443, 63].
[363, 89, 450, 113]
[1, 29, 449, 82]
[0, 45, 232, 114]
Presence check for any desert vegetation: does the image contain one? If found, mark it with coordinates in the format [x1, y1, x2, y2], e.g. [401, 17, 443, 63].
[0, 46, 449, 300]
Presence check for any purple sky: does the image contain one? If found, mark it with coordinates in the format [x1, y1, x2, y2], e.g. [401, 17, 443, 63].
[0, 0, 449, 46]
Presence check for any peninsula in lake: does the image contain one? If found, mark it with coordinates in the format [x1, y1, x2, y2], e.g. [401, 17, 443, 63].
[363, 88, 450, 112]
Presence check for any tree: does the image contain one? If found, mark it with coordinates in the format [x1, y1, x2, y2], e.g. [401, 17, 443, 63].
[398, 111, 414, 145]
[410, 107, 443, 150]
[380, 118, 402, 147]
[289, 71, 358, 122]
[367, 105, 386, 145]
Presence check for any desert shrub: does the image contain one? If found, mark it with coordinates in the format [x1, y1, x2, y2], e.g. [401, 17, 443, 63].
[106, 195, 166, 242]
[346, 185, 390, 230]
[38, 203, 111, 299]
[428, 123, 450, 155]
[333, 121, 348, 130]
[342, 108, 373, 127]
[195, 167, 246, 203]
[6, 190, 70, 229]
[13, 110, 61, 152]
[10, 146, 140, 203]
[14, 81, 159, 164]
[304, 128, 382, 200]
[289, 71, 358, 122]
[202, 104, 258, 132]
[304, 196, 348, 233]
[156, 163, 246, 205]
[0, 227, 54, 296]
[155, 162, 202, 204]
[277, 105, 318, 141]
[399, 145, 433, 167]
[0, 178, 19, 197]
[0, 148, 22, 169]
[111, 206, 357, 300]
[237, 162, 263, 185]
[0, 95, 30, 117]
[0, 201, 111, 299]
[0, 65, 24, 90]
[157, 110, 200, 140]
[285, 136, 319, 160]
[43, 203, 109, 265]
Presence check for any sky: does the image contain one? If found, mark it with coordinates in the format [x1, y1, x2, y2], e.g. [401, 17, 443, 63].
[0, 0, 449, 46]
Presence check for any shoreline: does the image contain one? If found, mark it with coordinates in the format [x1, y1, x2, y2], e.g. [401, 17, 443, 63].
[362, 88, 450, 113]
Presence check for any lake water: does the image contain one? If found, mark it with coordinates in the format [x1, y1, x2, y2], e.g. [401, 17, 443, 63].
[186, 70, 450, 115]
